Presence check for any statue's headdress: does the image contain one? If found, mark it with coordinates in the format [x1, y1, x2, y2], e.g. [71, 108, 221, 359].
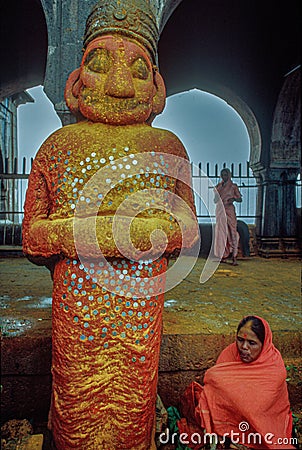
[83, 0, 159, 65]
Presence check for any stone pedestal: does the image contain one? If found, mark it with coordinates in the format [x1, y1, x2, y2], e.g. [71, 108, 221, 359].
[257, 237, 301, 257]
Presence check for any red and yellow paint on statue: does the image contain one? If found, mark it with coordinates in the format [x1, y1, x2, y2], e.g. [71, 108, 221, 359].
[23, 32, 198, 450]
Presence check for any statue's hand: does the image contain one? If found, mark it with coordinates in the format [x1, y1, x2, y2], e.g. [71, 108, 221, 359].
[25, 208, 198, 262]
[25, 217, 76, 259]
[73, 215, 182, 260]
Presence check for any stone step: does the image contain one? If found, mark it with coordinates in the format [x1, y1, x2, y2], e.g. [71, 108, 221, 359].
[1, 330, 301, 424]
[158, 333, 302, 410]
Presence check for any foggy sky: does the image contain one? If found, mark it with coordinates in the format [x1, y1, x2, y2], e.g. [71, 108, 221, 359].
[17, 86, 250, 168]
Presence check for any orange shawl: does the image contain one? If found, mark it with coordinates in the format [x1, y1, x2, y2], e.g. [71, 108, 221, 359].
[180, 317, 294, 449]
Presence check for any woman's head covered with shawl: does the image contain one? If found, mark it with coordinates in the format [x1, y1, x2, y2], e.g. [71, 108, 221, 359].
[179, 315, 294, 449]
[236, 315, 275, 364]
[236, 315, 265, 363]
[220, 167, 232, 180]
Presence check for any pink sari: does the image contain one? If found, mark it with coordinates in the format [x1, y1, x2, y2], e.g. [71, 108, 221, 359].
[214, 179, 241, 259]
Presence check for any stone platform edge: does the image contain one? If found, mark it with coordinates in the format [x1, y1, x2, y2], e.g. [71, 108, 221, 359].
[1, 330, 301, 423]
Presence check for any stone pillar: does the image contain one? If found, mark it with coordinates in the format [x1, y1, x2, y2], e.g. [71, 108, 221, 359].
[40, 0, 96, 124]
[280, 170, 299, 237]
[258, 68, 301, 257]
[252, 169, 265, 237]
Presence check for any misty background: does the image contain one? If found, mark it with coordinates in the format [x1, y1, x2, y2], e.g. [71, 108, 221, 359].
[17, 86, 260, 222]
[17, 86, 250, 166]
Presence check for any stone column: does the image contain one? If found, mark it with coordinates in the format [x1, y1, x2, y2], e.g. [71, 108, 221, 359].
[40, 0, 96, 125]
[252, 169, 265, 237]
[258, 68, 301, 256]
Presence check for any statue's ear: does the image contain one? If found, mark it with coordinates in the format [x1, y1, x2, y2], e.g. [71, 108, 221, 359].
[152, 71, 166, 116]
[64, 68, 82, 115]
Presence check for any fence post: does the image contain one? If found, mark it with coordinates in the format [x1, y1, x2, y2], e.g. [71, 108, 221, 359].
[22, 157, 26, 175]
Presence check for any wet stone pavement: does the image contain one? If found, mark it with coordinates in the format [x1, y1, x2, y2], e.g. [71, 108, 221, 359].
[0, 255, 301, 449]
[0, 256, 300, 337]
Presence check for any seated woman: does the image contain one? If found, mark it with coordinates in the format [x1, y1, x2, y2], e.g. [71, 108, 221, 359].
[178, 316, 296, 449]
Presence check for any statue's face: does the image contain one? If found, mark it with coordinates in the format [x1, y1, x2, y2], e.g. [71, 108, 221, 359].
[78, 35, 156, 124]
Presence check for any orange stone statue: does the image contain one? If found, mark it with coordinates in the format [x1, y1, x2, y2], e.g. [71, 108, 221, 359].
[22, 1, 198, 448]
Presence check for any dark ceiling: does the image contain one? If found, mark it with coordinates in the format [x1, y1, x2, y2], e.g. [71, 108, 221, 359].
[0, 0, 48, 99]
[158, 0, 301, 150]
[0, 0, 301, 151]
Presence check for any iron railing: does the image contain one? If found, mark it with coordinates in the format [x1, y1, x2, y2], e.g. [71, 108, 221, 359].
[192, 161, 258, 223]
[1, 158, 259, 246]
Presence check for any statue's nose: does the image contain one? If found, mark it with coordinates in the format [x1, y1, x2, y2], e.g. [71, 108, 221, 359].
[105, 61, 135, 98]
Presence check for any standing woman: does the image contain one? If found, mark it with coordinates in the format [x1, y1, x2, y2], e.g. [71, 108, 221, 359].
[214, 168, 242, 265]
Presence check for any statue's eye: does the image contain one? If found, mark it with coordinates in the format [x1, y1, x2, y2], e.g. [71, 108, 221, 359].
[131, 58, 149, 80]
[85, 48, 111, 73]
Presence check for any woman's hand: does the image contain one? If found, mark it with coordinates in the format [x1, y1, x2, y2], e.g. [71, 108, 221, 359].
[228, 197, 242, 204]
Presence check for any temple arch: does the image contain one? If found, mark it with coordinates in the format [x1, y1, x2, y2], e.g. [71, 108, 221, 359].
[193, 85, 262, 170]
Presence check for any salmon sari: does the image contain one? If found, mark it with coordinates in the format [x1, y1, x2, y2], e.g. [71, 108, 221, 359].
[179, 317, 295, 449]
[214, 178, 241, 259]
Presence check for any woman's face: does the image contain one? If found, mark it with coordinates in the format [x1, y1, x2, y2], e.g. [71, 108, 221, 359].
[236, 321, 263, 363]
[221, 170, 230, 183]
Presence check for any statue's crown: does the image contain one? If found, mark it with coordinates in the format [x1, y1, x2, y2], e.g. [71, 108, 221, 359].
[84, 0, 159, 64]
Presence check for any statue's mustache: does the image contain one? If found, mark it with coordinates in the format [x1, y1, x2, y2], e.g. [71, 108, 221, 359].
[81, 89, 140, 111]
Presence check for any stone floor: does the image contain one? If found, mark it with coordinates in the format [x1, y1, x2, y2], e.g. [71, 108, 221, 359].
[1, 255, 301, 337]
[1, 255, 301, 449]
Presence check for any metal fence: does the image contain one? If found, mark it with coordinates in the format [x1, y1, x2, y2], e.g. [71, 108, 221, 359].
[192, 161, 257, 223]
[0, 158, 258, 246]
[0, 157, 32, 245]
